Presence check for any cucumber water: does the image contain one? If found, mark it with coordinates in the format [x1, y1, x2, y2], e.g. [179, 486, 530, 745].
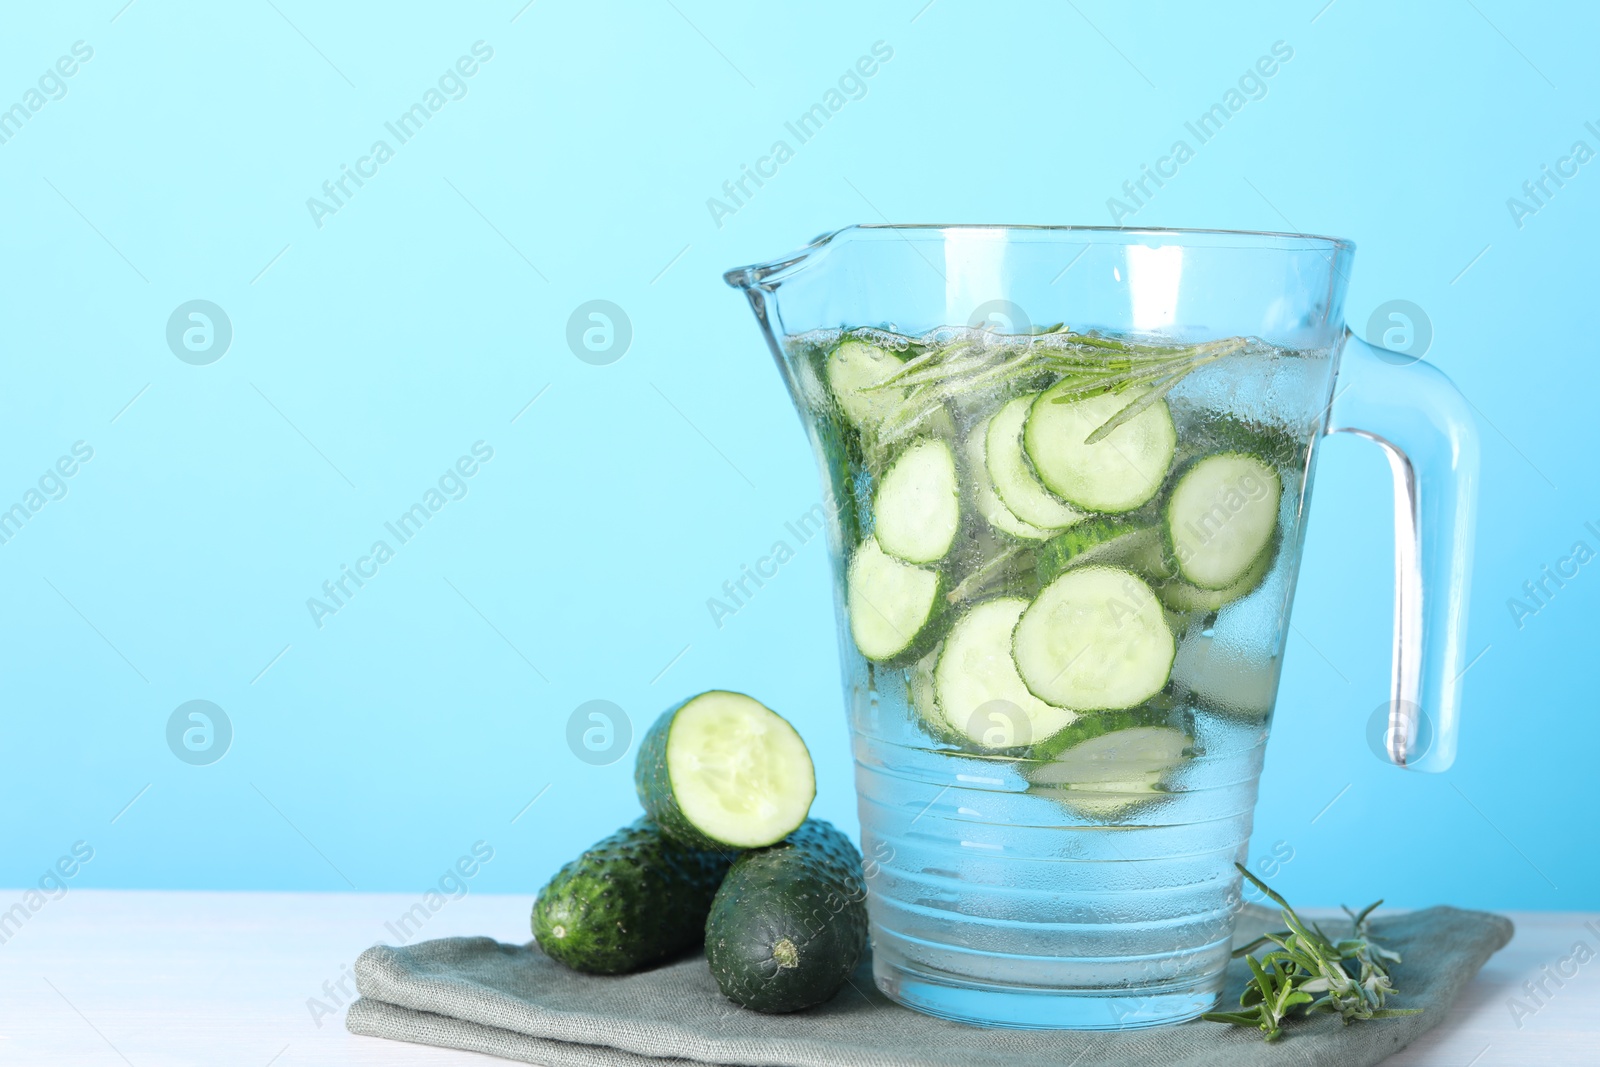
[786, 323, 1326, 1012]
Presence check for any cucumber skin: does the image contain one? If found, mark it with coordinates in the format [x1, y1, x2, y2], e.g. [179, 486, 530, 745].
[532, 818, 733, 975]
[705, 819, 868, 1014]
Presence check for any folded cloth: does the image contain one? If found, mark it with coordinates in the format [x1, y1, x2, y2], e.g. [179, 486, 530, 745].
[346, 903, 1512, 1067]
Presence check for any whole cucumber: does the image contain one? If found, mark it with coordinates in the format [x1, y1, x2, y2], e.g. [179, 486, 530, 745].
[533, 818, 733, 975]
[705, 819, 869, 1013]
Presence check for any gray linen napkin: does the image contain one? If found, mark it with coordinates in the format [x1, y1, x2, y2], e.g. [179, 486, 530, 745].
[346, 904, 1512, 1067]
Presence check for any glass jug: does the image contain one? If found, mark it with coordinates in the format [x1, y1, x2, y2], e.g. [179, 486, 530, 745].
[724, 226, 1477, 1030]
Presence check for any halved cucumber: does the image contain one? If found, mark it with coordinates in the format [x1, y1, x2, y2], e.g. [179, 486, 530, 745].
[1155, 544, 1274, 614]
[846, 536, 941, 662]
[1164, 452, 1282, 589]
[985, 395, 1084, 530]
[1035, 518, 1174, 586]
[1024, 386, 1176, 513]
[1171, 633, 1279, 718]
[933, 598, 1077, 750]
[825, 339, 905, 430]
[635, 691, 816, 850]
[1013, 566, 1175, 710]
[873, 438, 960, 564]
[1025, 724, 1191, 818]
[964, 417, 1051, 541]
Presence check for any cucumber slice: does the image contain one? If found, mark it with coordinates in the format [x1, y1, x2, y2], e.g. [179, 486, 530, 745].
[1025, 725, 1191, 817]
[1036, 518, 1174, 586]
[1013, 566, 1176, 710]
[873, 438, 960, 564]
[985, 395, 1084, 530]
[846, 536, 941, 662]
[826, 340, 905, 430]
[1024, 386, 1176, 513]
[933, 598, 1077, 750]
[1155, 545, 1273, 614]
[635, 691, 816, 850]
[963, 417, 1051, 541]
[1171, 634, 1278, 718]
[1164, 452, 1282, 589]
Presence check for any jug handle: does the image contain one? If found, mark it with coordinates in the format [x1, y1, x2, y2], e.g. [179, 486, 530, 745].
[1323, 332, 1480, 771]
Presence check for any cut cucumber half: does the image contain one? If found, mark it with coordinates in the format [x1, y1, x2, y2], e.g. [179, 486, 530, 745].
[1036, 518, 1174, 586]
[1013, 566, 1175, 710]
[1024, 386, 1176, 513]
[934, 598, 1077, 750]
[873, 438, 960, 564]
[1155, 546, 1274, 615]
[964, 417, 1051, 541]
[986, 395, 1084, 530]
[826, 340, 905, 430]
[846, 536, 941, 662]
[1025, 725, 1191, 818]
[1164, 452, 1282, 589]
[635, 691, 816, 850]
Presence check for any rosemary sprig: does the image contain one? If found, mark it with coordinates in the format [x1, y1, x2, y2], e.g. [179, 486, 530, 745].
[1203, 864, 1421, 1042]
[855, 328, 1252, 445]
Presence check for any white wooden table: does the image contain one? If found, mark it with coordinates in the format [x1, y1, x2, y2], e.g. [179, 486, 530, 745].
[0, 890, 1588, 1065]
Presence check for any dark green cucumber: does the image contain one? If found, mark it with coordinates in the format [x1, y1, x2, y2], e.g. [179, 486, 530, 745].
[636, 691, 816, 850]
[705, 819, 868, 1014]
[532, 818, 732, 975]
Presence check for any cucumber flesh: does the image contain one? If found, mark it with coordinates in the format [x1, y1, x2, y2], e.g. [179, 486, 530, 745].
[826, 340, 906, 430]
[635, 692, 816, 850]
[964, 417, 1051, 541]
[1155, 546, 1273, 614]
[1165, 453, 1282, 589]
[1024, 387, 1176, 513]
[1036, 518, 1173, 586]
[1013, 566, 1175, 710]
[847, 536, 941, 662]
[986, 395, 1084, 530]
[1025, 725, 1191, 818]
[873, 438, 960, 564]
[934, 598, 1077, 750]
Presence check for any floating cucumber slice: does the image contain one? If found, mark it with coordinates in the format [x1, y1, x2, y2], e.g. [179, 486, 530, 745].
[1024, 386, 1176, 513]
[1155, 546, 1274, 614]
[1164, 452, 1282, 590]
[933, 598, 1077, 750]
[1171, 633, 1279, 718]
[825, 339, 906, 430]
[873, 438, 960, 564]
[1013, 566, 1175, 710]
[846, 536, 942, 662]
[1025, 724, 1192, 818]
[634, 691, 816, 850]
[964, 416, 1051, 541]
[1036, 518, 1174, 586]
[985, 395, 1084, 530]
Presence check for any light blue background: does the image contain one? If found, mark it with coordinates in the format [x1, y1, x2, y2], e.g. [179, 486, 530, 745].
[2, 0, 1592, 912]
